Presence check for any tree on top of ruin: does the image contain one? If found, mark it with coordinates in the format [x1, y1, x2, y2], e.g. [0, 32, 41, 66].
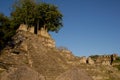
[11, 0, 63, 33]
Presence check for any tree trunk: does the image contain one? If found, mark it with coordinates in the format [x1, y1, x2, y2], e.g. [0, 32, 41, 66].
[36, 20, 39, 33]
[43, 24, 48, 32]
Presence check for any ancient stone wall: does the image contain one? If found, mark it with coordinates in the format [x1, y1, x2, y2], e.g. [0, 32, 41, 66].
[87, 57, 94, 65]
[89, 54, 118, 65]
[78, 54, 118, 65]
[37, 28, 51, 38]
[101, 61, 111, 65]
[17, 24, 55, 48]
[28, 27, 34, 33]
[79, 56, 87, 64]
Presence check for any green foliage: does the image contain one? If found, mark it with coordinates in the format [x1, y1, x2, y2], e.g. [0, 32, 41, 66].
[113, 57, 120, 63]
[113, 65, 120, 70]
[11, 0, 63, 33]
[0, 13, 16, 50]
[11, 0, 36, 27]
[36, 3, 63, 32]
[89, 55, 99, 59]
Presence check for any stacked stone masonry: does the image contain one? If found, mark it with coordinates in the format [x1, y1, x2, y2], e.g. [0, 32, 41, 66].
[79, 54, 118, 65]
[18, 24, 55, 48]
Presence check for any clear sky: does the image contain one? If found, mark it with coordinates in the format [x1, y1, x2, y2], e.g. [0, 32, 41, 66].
[0, 0, 120, 56]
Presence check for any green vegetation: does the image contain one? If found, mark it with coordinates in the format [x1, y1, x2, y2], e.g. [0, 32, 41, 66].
[113, 57, 120, 63]
[11, 0, 36, 27]
[0, 13, 16, 50]
[113, 57, 120, 70]
[90, 55, 99, 58]
[35, 3, 63, 32]
[11, 0, 63, 33]
[0, 0, 63, 51]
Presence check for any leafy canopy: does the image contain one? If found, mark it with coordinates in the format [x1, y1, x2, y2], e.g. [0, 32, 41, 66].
[11, 0, 63, 33]
[11, 0, 36, 27]
[0, 13, 15, 50]
[36, 3, 63, 32]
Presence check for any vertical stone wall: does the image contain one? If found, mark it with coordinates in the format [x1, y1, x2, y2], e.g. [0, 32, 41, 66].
[17, 24, 28, 31]
[79, 56, 87, 64]
[28, 27, 34, 33]
[37, 28, 51, 38]
[17, 24, 55, 48]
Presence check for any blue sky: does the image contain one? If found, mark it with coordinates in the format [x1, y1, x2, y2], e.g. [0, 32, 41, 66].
[0, 0, 120, 56]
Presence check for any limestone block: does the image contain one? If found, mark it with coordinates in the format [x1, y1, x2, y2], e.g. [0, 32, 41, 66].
[102, 61, 110, 65]
[87, 57, 94, 65]
[47, 43, 55, 48]
[28, 27, 34, 33]
[37, 28, 50, 38]
[20, 42, 28, 51]
[17, 24, 28, 31]
[79, 57, 87, 64]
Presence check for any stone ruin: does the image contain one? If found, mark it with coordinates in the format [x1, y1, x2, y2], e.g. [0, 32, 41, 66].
[17, 24, 55, 48]
[17, 24, 35, 33]
[93, 54, 118, 65]
[79, 56, 94, 65]
[87, 57, 94, 65]
[79, 54, 118, 65]
[98, 54, 116, 65]
[79, 56, 87, 64]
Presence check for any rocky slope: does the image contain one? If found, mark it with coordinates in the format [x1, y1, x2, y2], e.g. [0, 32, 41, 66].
[0, 29, 120, 80]
[0, 66, 45, 80]
[56, 68, 93, 80]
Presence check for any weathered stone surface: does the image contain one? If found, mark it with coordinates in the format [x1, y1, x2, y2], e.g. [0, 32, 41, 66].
[17, 24, 28, 31]
[38, 28, 51, 38]
[19, 41, 28, 51]
[0, 66, 45, 80]
[79, 56, 87, 64]
[90, 54, 118, 65]
[56, 68, 93, 80]
[41, 37, 55, 48]
[17, 24, 55, 48]
[102, 61, 110, 65]
[87, 57, 94, 65]
[28, 27, 34, 33]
